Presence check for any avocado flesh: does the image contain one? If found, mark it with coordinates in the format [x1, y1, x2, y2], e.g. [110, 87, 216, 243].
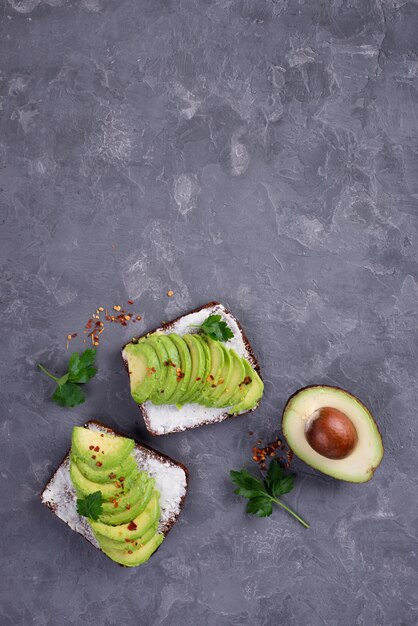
[217, 349, 246, 407]
[70, 458, 137, 501]
[99, 478, 155, 526]
[197, 337, 224, 405]
[229, 360, 264, 415]
[140, 335, 170, 405]
[72, 453, 137, 485]
[101, 532, 164, 567]
[187, 334, 212, 403]
[165, 334, 192, 404]
[202, 343, 231, 406]
[145, 334, 180, 403]
[71, 427, 134, 470]
[282, 385, 384, 483]
[100, 473, 149, 515]
[123, 342, 160, 404]
[95, 520, 158, 553]
[89, 492, 160, 541]
[179, 334, 206, 404]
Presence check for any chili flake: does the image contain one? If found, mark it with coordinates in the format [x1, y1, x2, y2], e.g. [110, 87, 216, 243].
[167, 290, 174, 297]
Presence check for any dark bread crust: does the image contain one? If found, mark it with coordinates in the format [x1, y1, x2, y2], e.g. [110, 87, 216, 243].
[41, 420, 189, 555]
[121, 301, 263, 435]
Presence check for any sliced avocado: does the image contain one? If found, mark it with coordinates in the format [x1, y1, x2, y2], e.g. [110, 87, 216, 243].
[203, 343, 232, 406]
[89, 492, 160, 541]
[217, 349, 246, 407]
[99, 478, 155, 526]
[198, 336, 225, 405]
[70, 458, 136, 501]
[95, 520, 158, 553]
[187, 334, 212, 403]
[179, 334, 207, 404]
[100, 472, 149, 515]
[72, 453, 137, 485]
[282, 385, 384, 483]
[100, 532, 164, 567]
[229, 359, 263, 415]
[166, 334, 192, 405]
[123, 342, 160, 404]
[143, 334, 180, 403]
[139, 335, 170, 405]
[71, 427, 134, 470]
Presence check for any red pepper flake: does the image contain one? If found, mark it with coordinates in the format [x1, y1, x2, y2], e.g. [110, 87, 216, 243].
[167, 290, 174, 297]
[113, 501, 119, 508]
[109, 473, 116, 479]
[96, 461, 103, 467]
[196, 377, 201, 381]
[251, 437, 293, 469]
[127, 299, 134, 305]
[119, 477, 125, 482]
[127, 520, 137, 530]
[94, 446, 100, 452]
[91, 455, 96, 460]
[127, 550, 133, 554]
[136, 315, 142, 321]
[100, 434, 104, 437]
[239, 376, 252, 387]
[126, 504, 131, 510]
[89, 445, 95, 450]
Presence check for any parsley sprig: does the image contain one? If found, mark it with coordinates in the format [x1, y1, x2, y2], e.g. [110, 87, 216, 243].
[230, 460, 309, 528]
[200, 314, 234, 342]
[76, 491, 104, 521]
[38, 349, 97, 408]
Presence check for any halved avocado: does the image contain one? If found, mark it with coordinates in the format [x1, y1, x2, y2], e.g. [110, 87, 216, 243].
[72, 453, 137, 485]
[166, 334, 192, 405]
[179, 334, 207, 404]
[218, 349, 246, 407]
[123, 342, 160, 404]
[282, 385, 384, 483]
[143, 334, 180, 403]
[70, 458, 137, 501]
[95, 521, 158, 553]
[229, 359, 263, 415]
[71, 427, 134, 470]
[89, 492, 160, 541]
[100, 532, 164, 567]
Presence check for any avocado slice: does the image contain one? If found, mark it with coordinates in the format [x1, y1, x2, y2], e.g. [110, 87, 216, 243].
[142, 334, 180, 403]
[98, 478, 155, 526]
[100, 472, 149, 515]
[89, 492, 160, 541]
[229, 359, 264, 415]
[100, 532, 164, 567]
[123, 342, 160, 404]
[217, 349, 246, 407]
[179, 334, 207, 404]
[282, 385, 384, 483]
[70, 458, 137, 501]
[202, 343, 231, 407]
[71, 427, 134, 470]
[166, 334, 192, 405]
[71, 453, 137, 485]
[196, 336, 224, 406]
[95, 520, 158, 553]
[139, 335, 170, 405]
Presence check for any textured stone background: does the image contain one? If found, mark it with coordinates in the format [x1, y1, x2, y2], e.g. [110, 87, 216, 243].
[1, 0, 417, 624]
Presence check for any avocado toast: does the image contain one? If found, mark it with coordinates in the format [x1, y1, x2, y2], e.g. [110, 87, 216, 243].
[41, 421, 188, 566]
[122, 302, 263, 435]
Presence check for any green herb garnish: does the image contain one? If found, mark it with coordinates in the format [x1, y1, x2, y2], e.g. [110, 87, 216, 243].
[200, 314, 234, 342]
[38, 348, 97, 408]
[76, 491, 104, 521]
[230, 460, 309, 528]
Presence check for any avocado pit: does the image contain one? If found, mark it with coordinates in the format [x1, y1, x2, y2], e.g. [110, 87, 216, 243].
[305, 407, 358, 460]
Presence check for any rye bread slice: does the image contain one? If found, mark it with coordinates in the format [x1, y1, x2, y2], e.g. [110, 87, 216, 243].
[121, 301, 263, 435]
[41, 420, 188, 559]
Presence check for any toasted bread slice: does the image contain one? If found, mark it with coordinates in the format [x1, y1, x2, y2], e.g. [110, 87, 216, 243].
[41, 421, 188, 562]
[122, 301, 262, 435]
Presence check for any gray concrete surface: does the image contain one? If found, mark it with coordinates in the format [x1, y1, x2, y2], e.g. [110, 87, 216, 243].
[1, 0, 417, 624]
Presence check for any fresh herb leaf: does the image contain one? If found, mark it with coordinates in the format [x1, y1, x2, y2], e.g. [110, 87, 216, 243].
[52, 382, 86, 408]
[230, 460, 309, 528]
[68, 349, 97, 383]
[38, 349, 97, 408]
[76, 491, 103, 521]
[200, 314, 234, 342]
